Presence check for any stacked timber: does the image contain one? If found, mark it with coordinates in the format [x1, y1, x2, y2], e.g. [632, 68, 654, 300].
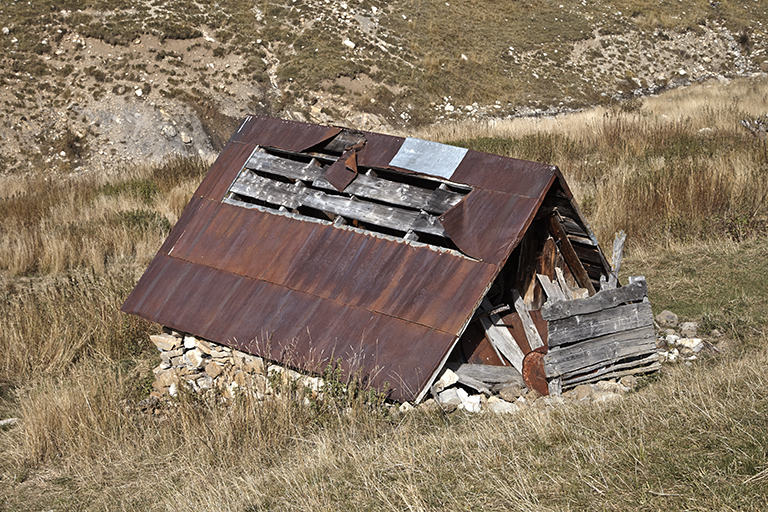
[541, 276, 659, 392]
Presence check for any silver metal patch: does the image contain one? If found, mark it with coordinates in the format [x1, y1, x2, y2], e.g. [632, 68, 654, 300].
[388, 137, 469, 180]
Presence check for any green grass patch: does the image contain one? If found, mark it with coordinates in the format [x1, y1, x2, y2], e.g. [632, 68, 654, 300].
[623, 236, 768, 344]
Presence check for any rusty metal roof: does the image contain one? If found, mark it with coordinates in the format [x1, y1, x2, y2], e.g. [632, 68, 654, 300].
[122, 116, 567, 402]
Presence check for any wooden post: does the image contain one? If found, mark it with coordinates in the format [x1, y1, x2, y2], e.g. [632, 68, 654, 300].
[479, 298, 525, 374]
[548, 212, 596, 296]
[512, 290, 544, 350]
[608, 230, 627, 290]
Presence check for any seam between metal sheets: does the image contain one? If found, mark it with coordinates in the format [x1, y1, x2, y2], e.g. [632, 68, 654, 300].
[163, 249, 495, 337]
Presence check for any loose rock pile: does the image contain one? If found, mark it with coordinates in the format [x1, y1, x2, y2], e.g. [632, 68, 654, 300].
[416, 368, 641, 415]
[148, 328, 646, 414]
[149, 329, 322, 401]
[653, 309, 721, 364]
[148, 309, 716, 414]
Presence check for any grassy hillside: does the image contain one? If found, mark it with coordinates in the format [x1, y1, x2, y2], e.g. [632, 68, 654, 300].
[1, 76, 768, 510]
[0, 0, 767, 174]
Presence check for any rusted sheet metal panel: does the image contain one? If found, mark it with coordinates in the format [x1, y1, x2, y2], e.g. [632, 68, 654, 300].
[122, 254, 457, 402]
[451, 149, 556, 195]
[230, 115, 341, 151]
[154, 195, 209, 258]
[164, 199, 498, 335]
[324, 148, 358, 191]
[439, 189, 541, 265]
[193, 141, 255, 201]
[357, 131, 406, 169]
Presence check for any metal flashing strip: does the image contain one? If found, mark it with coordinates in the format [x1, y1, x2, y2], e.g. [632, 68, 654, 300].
[388, 137, 469, 180]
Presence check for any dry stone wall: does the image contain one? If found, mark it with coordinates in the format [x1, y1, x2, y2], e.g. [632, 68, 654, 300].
[147, 328, 649, 414]
[149, 329, 323, 400]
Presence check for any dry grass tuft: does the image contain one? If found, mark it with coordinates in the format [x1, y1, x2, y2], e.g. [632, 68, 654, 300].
[0, 268, 153, 388]
[0, 156, 207, 276]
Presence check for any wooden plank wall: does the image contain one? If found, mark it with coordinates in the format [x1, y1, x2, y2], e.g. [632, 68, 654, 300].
[541, 277, 659, 390]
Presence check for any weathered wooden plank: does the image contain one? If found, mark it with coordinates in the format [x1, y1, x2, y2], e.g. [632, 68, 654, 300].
[229, 171, 303, 209]
[246, 150, 320, 181]
[558, 343, 657, 380]
[561, 353, 660, 388]
[541, 278, 648, 321]
[559, 215, 589, 237]
[446, 363, 525, 386]
[456, 374, 492, 395]
[608, 230, 627, 289]
[247, 150, 464, 214]
[553, 203, 613, 277]
[543, 325, 656, 378]
[513, 290, 544, 350]
[537, 274, 567, 302]
[548, 212, 596, 296]
[479, 298, 526, 374]
[555, 267, 574, 299]
[568, 234, 596, 246]
[571, 242, 606, 267]
[547, 301, 653, 347]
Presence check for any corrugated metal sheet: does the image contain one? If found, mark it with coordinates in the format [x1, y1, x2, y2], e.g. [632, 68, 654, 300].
[440, 189, 548, 265]
[122, 116, 570, 402]
[230, 115, 341, 151]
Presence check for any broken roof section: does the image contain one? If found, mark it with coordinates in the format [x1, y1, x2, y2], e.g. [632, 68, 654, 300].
[122, 116, 607, 402]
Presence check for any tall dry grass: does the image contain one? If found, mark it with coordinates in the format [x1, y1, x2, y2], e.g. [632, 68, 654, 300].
[2, 340, 767, 510]
[419, 77, 768, 246]
[0, 156, 207, 275]
[0, 268, 154, 388]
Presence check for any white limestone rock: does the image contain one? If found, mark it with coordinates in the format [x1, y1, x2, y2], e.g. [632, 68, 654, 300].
[432, 368, 459, 393]
[150, 333, 181, 351]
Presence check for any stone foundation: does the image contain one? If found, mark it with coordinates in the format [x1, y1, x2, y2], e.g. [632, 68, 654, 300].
[149, 329, 323, 400]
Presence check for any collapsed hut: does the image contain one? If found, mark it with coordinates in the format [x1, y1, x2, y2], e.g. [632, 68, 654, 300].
[121, 116, 659, 403]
